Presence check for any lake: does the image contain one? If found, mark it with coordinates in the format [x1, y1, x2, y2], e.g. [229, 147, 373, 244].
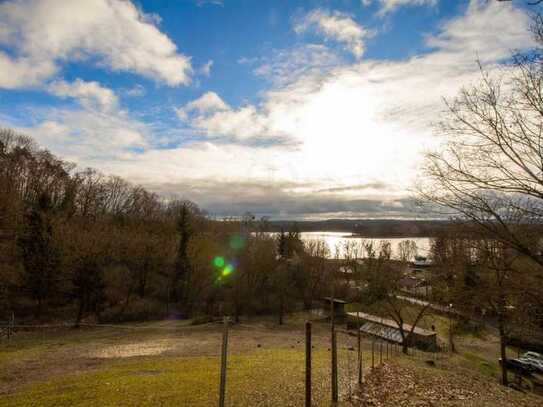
[271, 231, 431, 259]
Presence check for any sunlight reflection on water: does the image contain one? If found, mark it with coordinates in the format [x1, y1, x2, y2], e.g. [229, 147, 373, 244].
[268, 231, 431, 259]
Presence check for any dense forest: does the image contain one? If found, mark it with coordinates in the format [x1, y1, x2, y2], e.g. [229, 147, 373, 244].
[0, 129, 345, 324]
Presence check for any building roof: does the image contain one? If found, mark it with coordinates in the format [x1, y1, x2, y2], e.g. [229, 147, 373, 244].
[322, 297, 348, 304]
[347, 311, 436, 337]
[359, 322, 403, 343]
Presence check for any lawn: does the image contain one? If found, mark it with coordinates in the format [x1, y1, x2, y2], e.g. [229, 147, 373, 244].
[1, 315, 541, 406]
[0, 317, 363, 406]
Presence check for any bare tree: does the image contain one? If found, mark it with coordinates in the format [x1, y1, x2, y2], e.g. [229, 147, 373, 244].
[362, 240, 431, 353]
[397, 239, 418, 263]
[416, 13, 543, 385]
[417, 13, 543, 269]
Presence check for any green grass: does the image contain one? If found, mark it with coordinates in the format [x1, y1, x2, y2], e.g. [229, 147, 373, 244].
[0, 327, 134, 365]
[4, 356, 221, 407]
[2, 318, 540, 406]
[461, 351, 499, 377]
[2, 348, 340, 407]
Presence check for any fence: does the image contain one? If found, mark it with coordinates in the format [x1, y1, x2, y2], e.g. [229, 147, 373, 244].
[217, 318, 451, 407]
[0, 312, 14, 340]
[1, 314, 452, 406]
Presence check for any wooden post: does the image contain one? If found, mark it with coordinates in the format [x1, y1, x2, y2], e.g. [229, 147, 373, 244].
[305, 321, 312, 407]
[357, 311, 362, 385]
[331, 327, 338, 404]
[7, 312, 14, 341]
[330, 282, 338, 404]
[219, 317, 229, 407]
[386, 342, 389, 360]
[166, 286, 170, 315]
[379, 341, 383, 365]
[371, 340, 375, 369]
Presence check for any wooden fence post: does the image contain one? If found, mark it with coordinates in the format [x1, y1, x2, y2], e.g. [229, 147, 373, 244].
[372, 340, 375, 369]
[379, 341, 383, 365]
[357, 311, 362, 385]
[305, 321, 312, 407]
[7, 312, 14, 341]
[386, 342, 389, 360]
[219, 317, 229, 407]
[331, 327, 338, 404]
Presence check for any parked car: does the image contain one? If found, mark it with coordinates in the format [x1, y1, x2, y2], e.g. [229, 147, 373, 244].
[519, 357, 543, 373]
[500, 358, 537, 375]
[521, 351, 543, 361]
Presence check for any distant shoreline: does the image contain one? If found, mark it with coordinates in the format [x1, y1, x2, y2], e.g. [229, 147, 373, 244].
[265, 219, 447, 237]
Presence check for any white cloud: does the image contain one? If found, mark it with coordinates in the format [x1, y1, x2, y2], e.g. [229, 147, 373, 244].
[176, 91, 229, 120]
[171, 0, 534, 204]
[200, 60, 214, 77]
[0, 54, 57, 89]
[196, 0, 224, 6]
[294, 9, 372, 59]
[47, 79, 118, 111]
[15, 81, 147, 162]
[176, 92, 285, 141]
[124, 84, 146, 97]
[5, 0, 536, 218]
[425, 0, 530, 63]
[363, 0, 437, 16]
[253, 44, 343, 85]
[24, 108, 148, 163]
[0, 0, 192, 88]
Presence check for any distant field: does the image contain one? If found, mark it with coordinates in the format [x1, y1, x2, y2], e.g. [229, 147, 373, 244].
[1, 313, 541, 406]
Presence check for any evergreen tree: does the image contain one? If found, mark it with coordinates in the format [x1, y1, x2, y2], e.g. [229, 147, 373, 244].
[72, 254, 105, 327]
[173, 204, 193, 314]
[18, 192, 60, 318]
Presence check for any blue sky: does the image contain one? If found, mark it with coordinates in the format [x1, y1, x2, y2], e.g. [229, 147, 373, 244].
[0, 0, 536, 219]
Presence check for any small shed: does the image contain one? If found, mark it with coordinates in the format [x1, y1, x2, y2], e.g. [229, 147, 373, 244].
[321, 297, 349, 319]
[347, 311, 437, 350]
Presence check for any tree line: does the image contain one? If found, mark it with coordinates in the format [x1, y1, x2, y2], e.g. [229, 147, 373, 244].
[0, 130, 341, 325]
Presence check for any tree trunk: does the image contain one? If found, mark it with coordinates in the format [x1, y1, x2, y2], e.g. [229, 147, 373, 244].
[138, 271, 147, 299]
[234, 301, 240, 324]
[449, 319, 457, 353]
[279, 296, 284, 325]
[74, 298, 85, 328]
[36, 297, 43, 320]
[303, 295, 311, 311]
[498, 312, 509, 387]
[166, 285, 170, 315]
[401, 332, 408, 354]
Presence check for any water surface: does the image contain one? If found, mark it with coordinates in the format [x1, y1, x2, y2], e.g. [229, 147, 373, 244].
[270, 231, 431, 259]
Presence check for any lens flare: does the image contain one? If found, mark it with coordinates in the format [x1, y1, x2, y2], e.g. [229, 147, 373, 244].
[213, 256, 225, 268]
[222, 264, 234, 276]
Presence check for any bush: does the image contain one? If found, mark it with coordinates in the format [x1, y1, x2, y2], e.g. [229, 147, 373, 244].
[100, 299, 165, 323]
